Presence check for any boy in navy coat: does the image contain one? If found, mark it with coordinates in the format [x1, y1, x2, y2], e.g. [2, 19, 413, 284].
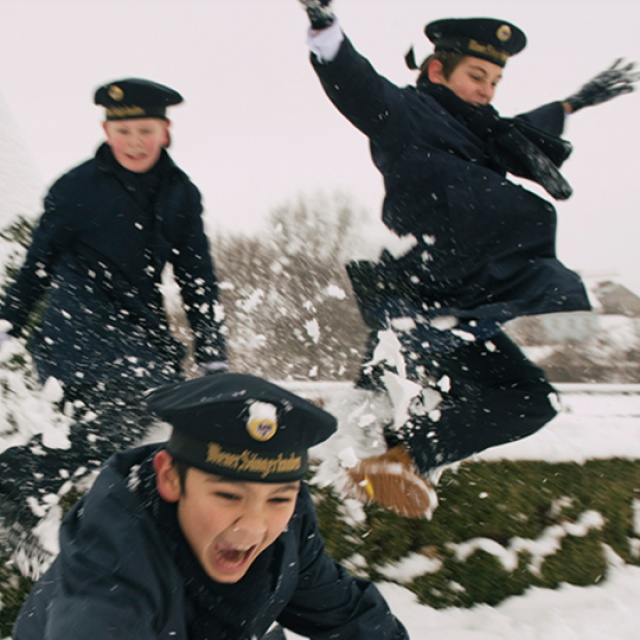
[0, 79, 227, 572]
[297, 1, 638, 517]
[13, 374, 409, 640]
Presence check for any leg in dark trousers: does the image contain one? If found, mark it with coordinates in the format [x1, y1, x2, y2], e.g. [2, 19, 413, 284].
[397, 330, 558, 474]
[0, 380, 163, 505]
[0, 378, 171, 566]
[347, 328, 556, 517]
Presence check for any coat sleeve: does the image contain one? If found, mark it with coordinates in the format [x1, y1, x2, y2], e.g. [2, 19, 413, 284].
[170, 182, 227, 364]
[14, 478, 184, 640]
[277, 488, 409, 639]
[39, 595, 160, 640]
[0, 180, 75, 336]
[311, 36, 409, 156]
[15, 587, 160, 640]
[515, 101, 566, 137]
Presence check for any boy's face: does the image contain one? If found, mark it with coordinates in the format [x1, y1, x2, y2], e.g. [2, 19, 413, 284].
[430, 55, 503, 106]
[103, 117, 169, 173]
[154, 450, 300, 583]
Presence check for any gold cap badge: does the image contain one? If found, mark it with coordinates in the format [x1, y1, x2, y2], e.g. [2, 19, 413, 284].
[108, 84, 124, 101]
[496, 25, 512, 42]
[246, 401, 278, 442]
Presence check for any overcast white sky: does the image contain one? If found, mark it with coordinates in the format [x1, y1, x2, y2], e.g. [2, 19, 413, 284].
[0, 0, 639, 291]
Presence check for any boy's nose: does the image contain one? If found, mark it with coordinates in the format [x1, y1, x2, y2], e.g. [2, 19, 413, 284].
[479, 85, 494, 104]
[233, 507, 267, 536]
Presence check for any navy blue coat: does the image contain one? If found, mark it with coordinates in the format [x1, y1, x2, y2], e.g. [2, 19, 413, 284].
[312, 38, 590, 324]
[0, 144, 226, 386]
[13, 445, 408, 640]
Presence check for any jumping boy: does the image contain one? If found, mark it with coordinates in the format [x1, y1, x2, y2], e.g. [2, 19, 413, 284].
[12, 374, 409, 640]
[296, 1, 638, 516]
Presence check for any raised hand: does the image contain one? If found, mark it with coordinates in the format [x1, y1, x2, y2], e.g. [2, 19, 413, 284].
[298, 0, 334, 30]
[564, 58, 640, 113]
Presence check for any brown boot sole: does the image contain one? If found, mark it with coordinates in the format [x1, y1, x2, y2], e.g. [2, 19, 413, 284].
[347, 460, 438, 519]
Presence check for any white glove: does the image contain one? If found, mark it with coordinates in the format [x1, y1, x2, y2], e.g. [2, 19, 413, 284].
[198, 361, 229, 377]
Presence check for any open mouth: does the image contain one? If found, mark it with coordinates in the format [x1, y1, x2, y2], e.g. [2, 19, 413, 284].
[213, 543, 257, 571]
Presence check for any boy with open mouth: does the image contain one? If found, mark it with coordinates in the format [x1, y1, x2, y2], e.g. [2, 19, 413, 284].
[12, 373, 409, 640]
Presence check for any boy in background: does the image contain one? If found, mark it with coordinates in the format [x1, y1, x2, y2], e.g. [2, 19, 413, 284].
[0, 79, 227, 572]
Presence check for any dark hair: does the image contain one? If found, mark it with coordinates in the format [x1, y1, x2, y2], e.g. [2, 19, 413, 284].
[172, 459, 191, 492]
[416, 50, 466, 86]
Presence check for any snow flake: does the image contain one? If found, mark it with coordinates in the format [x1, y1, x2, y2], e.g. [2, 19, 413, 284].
[338, 447, 359, 469]
[436, 376, 451, 393]
[324, 284, 346, 299]
[451, 328, 476, 342]
[305, 318, 320, 344]
[421, 251, 433, 263]
[430, 316, 457, 331]
[270, 260, 284, 275]
[247, 400, 277, 427]
[390, 316, 415, 332]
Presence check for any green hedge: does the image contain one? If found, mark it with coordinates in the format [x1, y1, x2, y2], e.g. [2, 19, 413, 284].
[312, 458, 640, 609]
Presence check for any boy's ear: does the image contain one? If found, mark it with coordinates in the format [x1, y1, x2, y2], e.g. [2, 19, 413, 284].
[102, 121, 112, 143]
[154, 449, 181, 502]
[428, 59, 446, 85]
[163, 119, 171, 148]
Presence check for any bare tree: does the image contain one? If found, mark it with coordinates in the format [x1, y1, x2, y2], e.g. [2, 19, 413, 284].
[212, 192, 370, 381]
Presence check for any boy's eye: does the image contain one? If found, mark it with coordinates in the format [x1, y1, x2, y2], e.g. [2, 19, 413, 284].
[269, 496, 294, 505]
[214, 491, 241, 501]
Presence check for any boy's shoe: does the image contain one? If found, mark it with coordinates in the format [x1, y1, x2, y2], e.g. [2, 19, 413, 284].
[345, 445, 438, 519]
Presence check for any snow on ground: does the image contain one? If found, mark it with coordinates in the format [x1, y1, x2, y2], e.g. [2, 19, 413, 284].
[375, 562, 639, 640]
[283, 558, 639, 640]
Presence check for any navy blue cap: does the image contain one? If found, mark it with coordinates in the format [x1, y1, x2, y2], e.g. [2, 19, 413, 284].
[426, 18, 526, 67]
[94, 78, 183, 120]
[146, 374, 337, 483]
